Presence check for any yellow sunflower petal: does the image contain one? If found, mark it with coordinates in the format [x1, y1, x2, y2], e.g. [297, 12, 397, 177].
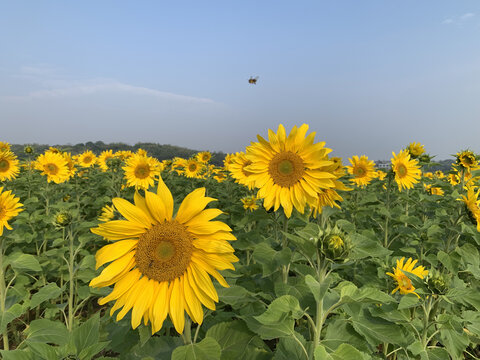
[113, 198, 152, 229]
[169, 277, 185, 333]
[95, 239, 138, 270]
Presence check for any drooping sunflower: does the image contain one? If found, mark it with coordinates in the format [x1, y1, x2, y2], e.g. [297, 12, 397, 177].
[63, 153, 77, 180]
[386, 257, 428, 298]
[375, 170, 387, 181]
[0, 150, 20, 181]
[424, 184, 444, 196]
[98, 150, 115, 172]
[434, 170, 444, 179]
[458, 186, 480, 232]
[115, 150, 134, 161]
[123, 154, 161, 190]
[456, 150, 479, 171]
[245, 124, 337, 218]
[311, 188, 344, 216]
[196, 151, 212, 164]
[90, 177, 237, 334]
[241, 195, 258, 211]
[34, 152, 70, 184]
[0, 187, 24, 236]
[183, 159, 204, 178]
[346, 155, 376, 187]
[77, 151, 97, 167]
[228, 152, 256, 190]
[213, 170, 227, 183]
[391, 150, 421, 191]
[406, 142, 425, 158]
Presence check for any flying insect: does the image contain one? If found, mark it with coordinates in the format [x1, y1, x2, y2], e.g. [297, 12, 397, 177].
[248, 76, 259, 85]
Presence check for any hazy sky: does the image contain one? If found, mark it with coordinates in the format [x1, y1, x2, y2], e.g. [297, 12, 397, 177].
[1, 1, 480, 160]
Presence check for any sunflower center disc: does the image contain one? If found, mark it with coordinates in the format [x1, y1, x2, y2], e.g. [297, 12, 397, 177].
[463, 156, 473, 166]
[398, 273, 413, 292]
[46, 164, 58, 175]
[189, 164, 197, 172]
[135, 220, 193, 282]
[269, 151, 305, 187]
[0, 160, 9, 172]
[84, 156, 92, 163]
[353, 166, 366, 177]
[397, 164, 407, 177]
[134, 165, 150, 179]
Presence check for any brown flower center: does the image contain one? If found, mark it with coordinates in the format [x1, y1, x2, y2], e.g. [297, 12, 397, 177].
[46, 163, 59, 175]
[397, 164, 407, 177]
[135, 220, 193, 282]
[134, 164, 150, 179]
[188, 163, 198, 172]
[268, 151, 305, 187]
[0, 160, 9, 172]
[353, 165, 366, 178]
[398, 273, 414, 292]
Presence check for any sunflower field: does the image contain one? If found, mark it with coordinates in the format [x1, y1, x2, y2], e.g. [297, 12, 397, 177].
[0, 125, 479, 360]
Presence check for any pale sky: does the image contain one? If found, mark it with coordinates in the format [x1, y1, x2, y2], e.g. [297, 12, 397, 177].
[1, 1, 480, 160]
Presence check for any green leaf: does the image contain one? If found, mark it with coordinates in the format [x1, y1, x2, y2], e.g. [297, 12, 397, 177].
[72, 312, 106, 358]
[25, 319, 69, 346]
[314, 345, 333, 360]
[252, 243, 278, 277]
[0, 303, 24, 333]
[8, 253, 42, 273]
[305, 275, 332, 303]
[350, 234, 391, 259]
[138, 325, 152, 347]
[0, 349, 35, 360]
[217, 285, 256, 307]
[322, 319, 370, 353]
[206, 320, 270, 360]
[425, 348, 451, 360]
[29, 283, 63, 309]
[397, 293, 419, 310]
[171, 337, 221, 360]
[274, 333, 309, 360]
[25, 342, 58, 360]
[246, 295, 304, 340]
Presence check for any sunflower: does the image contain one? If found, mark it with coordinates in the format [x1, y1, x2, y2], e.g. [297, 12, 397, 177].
[0, 187, 24, 236]
[423, 172, 433, 179]
[89, 177, 237, 334]
[0, 142, 10, 152]
[99, 204, 116, 222]
[115, 150, 134, 161]
[24, 145, 34, 155]
[223, 154, 236, 171]
[458, 186, 480, 231]
[386, 257, 428, 298]
[171, 157, 187, 172]
[183, 159, 204, 178]
[391, 150, 421, 191]
[245, 124, 337, 218]
[123, 154, 160, 190]
[63, 153, 77, 180]
[424, 184, 444, 196]
[375, 170, 387, 181]
[456, 150, 479, 171]
[434, 170, 444, 179]
[311, 188, 344, 217]
[406, 142, 425, 158]
[228, 152, 256, 190]
[213, 171, 227, 183]
[0, 150, 20, 181]
[98, 150, 115, 172]
[77, 151, 97, 167]
[447, 173, 460, 186]
[196, 151, 212, 164]
[346, 155, 376, 187]
[35, 152, 70, 184]
[241, 195, 258, 211]
[136, 148, 148, 157]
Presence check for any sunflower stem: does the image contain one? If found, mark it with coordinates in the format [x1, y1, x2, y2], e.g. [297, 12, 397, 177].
[0, 237, 9, 350]
[281, 216, 289, 284]
[66, 225, 76, 331]
[182, 317, 192, 344]
[384, 176, 391, 249]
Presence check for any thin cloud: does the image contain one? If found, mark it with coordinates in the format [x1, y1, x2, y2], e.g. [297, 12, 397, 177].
[1, 80, 216, 104]
[442, 18, 453, 24]
[460, 12, 475, 20]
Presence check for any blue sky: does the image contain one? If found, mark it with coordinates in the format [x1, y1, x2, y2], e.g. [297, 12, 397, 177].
[1, 1, 480, 160]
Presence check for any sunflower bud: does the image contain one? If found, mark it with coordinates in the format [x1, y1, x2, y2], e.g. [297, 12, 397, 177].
[321, 226, 350, 261]
[427, 269, 449, 294]
[54, 210, 72, 228]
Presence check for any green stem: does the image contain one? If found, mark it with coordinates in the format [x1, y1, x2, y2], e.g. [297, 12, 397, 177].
[182, 317, 192, 344]
[281, 217, 289, 284]
[0, 237, 9, 350]
[384, 176, 391, 248]
[67, 226, 75, 331]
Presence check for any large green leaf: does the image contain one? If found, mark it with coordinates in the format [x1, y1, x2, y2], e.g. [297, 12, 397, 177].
[314, 343, 369, 360]
[0, 303, 24, 333]
[171, 337, 221, 360]
[274, 333, 309, 360]
[0, 349, 34, 360]
[205, 320, 270, 360]
[8, 253, 42, 273]
[349, 234, 392, 259]
[24, 319, 69, 346]
[29, 283, 63, 309]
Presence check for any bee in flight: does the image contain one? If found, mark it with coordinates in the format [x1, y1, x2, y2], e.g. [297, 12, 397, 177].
[248, 76, 259, 85]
